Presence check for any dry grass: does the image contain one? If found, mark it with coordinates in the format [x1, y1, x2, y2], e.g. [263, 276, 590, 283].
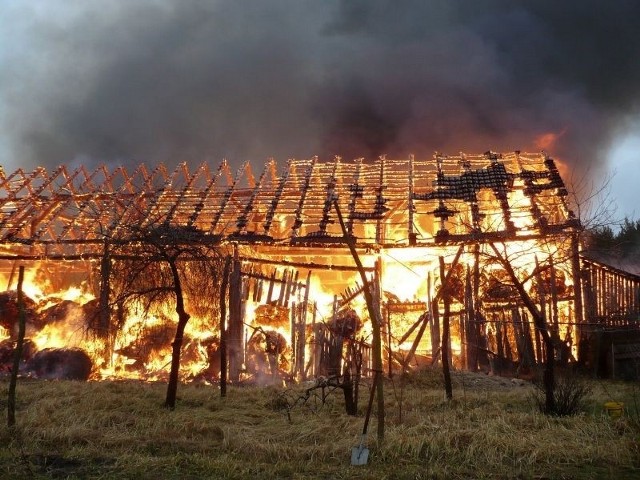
[0, 369, 639, 479]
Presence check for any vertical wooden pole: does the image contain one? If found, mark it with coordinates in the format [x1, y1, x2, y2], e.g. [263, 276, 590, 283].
[522, 309, 536, 367]
[429, 272, 441, 364]
[439, 257, 453, 400]
[495, 315, 504, 373]
[472, 244, 485, 370]
[548, 258, 559, 333]
[98, 242, 112, 365]
[571, 233, 584, 348]
[6, 261, 17, 290]
[431, 301, 441, 364]
[278, 270, 288, 306]
[266, 270, 276, 303]
[290, 301, 297, 377]
[219, 255, 231, 397]
[459, 308, 466, 370]
[7, 266, 25, 428]
[464, 268, 475, 371]
[300, 271, 311, 380]
[312, 302, 319, 377]
[502, 311, 513, 363]
[387, 307, 393, 378]
[228, 247, 243, 383]
[284, 270, 295, 307]
[534, 310, 543, 364]
[408, 154, 416, 245]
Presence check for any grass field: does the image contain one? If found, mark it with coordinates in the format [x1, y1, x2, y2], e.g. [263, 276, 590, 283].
[1, 370, 639, 479]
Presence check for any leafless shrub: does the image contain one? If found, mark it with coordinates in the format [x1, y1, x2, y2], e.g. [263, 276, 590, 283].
[531, 373, 592, 416]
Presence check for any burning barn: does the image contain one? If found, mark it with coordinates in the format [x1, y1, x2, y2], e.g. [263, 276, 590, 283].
[1, 151, 639, 382]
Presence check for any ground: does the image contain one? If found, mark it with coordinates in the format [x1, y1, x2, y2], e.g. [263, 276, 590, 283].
[1, 369, 639, 479]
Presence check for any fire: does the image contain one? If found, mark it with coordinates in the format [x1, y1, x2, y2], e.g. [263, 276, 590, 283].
[0, 153, 582, 382]
[0, 229, 578, 383]
[0, 266, 220, 382]
[381, 248, 432, 301]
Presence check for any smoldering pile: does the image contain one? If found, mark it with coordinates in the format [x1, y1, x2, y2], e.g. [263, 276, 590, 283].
[0, 291, 94, 380]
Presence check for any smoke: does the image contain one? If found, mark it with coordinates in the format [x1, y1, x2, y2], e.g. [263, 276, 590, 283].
[2, 0, 640, 175]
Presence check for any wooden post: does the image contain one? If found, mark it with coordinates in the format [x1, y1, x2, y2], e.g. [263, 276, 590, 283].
[290, 301, 297, 377]
[548, 257, 559, 335]
[439, 257, 453, 400]
[266, 270, 276, 303]
[387, 307, 393, 378]
[534, 314, 543, 364]
[312, 302, 319, 377]
[502, 311, 513, 363]
[6, 261, 17, 290]
[472, 244, 488, 370]
[459, 307, 466, 370]
[429, 272, 441, 364]
[228, 247, 243, 383]
[570, 234, 584, 361]
[464, 268, 476, 371]
[408, 154, 416, 245]
[430, 301, 441, 366]
[7, 266, 25, 429]
[220, 255, 232, 397]
[495, 314, 504, 373]
[522, 309, 536, 367]
[278, 270, 287, 306]
[98, 242, 112, 362]
[284, 270, 295, 307]
[403, 310, 430, 370]
[300, 271, 311, 380]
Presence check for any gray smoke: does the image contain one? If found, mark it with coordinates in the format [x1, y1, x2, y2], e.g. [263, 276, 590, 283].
[1, 0, 639, 175]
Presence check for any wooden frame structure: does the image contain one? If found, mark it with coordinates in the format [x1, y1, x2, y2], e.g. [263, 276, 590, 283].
[3, 151, 637, 378]
[0, 151, 576, 258]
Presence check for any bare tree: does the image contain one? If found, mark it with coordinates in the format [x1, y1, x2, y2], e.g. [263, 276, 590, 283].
[107, 224, 224, 409]
[566, 167, 618, 232]
[487, 242, 557, 413]
[334, 200, 385, 442]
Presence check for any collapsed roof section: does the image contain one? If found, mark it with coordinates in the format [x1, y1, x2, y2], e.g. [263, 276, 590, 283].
[0, 151, 579, 259]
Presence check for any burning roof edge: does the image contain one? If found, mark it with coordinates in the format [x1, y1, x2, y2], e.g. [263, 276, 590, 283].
[0, 151, 581, 258]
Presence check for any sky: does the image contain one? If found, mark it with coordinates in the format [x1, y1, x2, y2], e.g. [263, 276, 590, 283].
[1, 0, 639, 225]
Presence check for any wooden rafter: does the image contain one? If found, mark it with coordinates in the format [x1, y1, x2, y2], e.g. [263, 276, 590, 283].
[0, 152, 579, 259]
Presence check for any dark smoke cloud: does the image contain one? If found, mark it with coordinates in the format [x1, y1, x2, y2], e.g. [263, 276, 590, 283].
[1, 0, 640, 175]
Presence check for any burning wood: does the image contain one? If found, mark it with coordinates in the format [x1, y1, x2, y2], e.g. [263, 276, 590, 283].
[1, 152, 637, 382]
[328, 308, 362, 339]
[115, 323, 175, 370]
[253, 304, 289, 328]
[246, 329, 290, 380]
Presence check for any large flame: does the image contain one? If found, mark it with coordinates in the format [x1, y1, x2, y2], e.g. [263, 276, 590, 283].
[0, 223, 578, 381]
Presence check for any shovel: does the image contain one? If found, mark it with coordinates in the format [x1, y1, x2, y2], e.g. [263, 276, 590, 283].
[351, 372, 378, 466]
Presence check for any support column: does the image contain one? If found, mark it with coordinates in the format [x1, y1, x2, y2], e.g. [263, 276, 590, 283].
[228, 246, 243, 382]
[570, 234, 584, 362]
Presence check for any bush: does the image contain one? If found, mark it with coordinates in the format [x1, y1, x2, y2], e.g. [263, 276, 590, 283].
[531, 373, 592, 416]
